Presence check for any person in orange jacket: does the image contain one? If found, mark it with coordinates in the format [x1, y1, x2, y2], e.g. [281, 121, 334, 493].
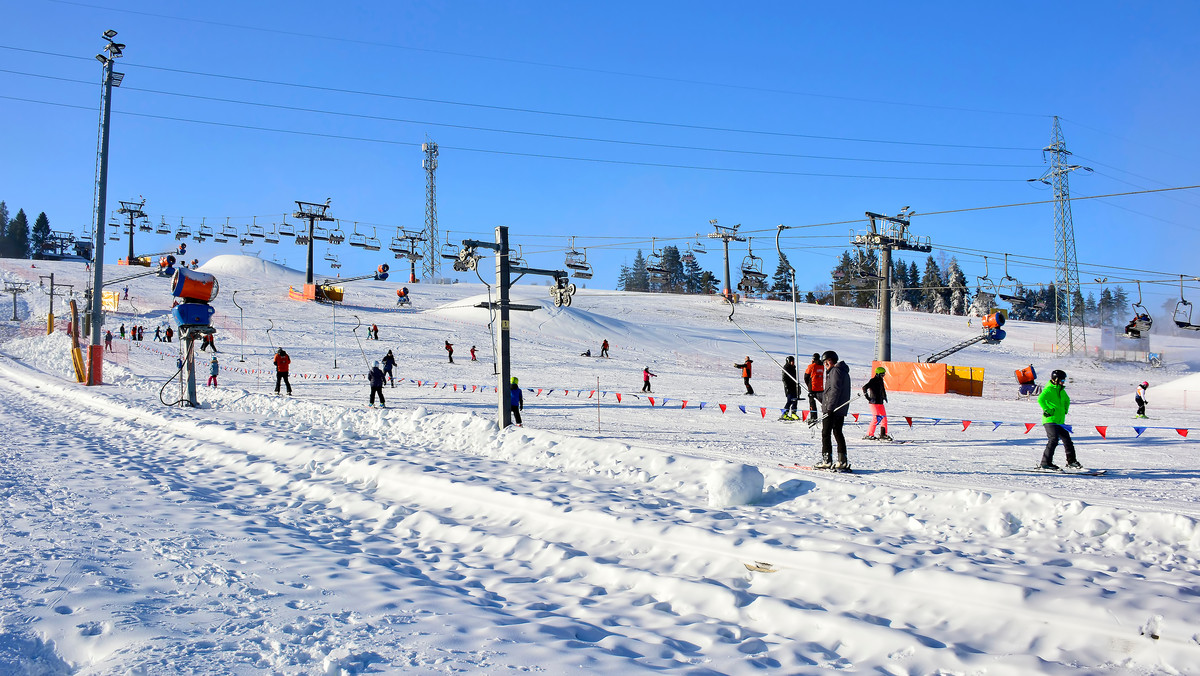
[273, 348, 293, 395]
[734, 356, 754, 395]
[804, 353, 824, 417]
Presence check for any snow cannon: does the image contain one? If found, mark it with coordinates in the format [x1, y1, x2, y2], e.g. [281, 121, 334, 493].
[177, 242, 187, 256]
[375, 263, 390, 281]
[983, 311, 1006, 342]
[159, 255, 177, 274]
[170, 268, 219, 303]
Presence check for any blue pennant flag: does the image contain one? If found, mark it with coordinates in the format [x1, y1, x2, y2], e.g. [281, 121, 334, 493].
[992, 422, 1003, 431]
[1133, 427, 1147, 437]
[699, 402, 706, 409]
[738, 405, 747, 414]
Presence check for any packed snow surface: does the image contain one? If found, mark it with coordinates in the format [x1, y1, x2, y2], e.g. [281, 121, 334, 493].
[3, 255, 1200, 674]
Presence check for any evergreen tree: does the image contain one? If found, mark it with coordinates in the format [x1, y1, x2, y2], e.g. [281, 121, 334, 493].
[31, 212, 51, 259]
[804, 291, 817, 304]
[0, 202, 9, 257]
[919, 256, 946, 313]
[697, 271, 718, 295]
[946, 258, 971, 315]
[5, 209, 29, 259]
[627, 250, 650, 292]
[1084, 292, 1099, 327]
[891, 258, 909, 310]
[682, 254, 705, 294]
[656, 246, 686, 293]
[771, 253, 792, 300]
[616, 264, 632, 292]
[1098, 287, 1117, 326]
[851, 249, 879, 308]
[905, 261, 922, 308]
[831, 250, 853, 307]
[1112, 286, 1130, 319]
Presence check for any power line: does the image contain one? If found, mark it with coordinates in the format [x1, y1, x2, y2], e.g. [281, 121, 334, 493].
[0, 94, 1028, 182]
[0, 44, 1038, 152]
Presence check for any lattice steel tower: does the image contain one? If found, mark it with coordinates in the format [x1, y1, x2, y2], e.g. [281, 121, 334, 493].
[1032, 116, 1090, 355]
[422, 139, 439, 281]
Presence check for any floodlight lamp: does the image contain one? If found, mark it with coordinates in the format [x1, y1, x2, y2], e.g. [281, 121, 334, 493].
[103, 29, 118, 39]
[95, 54, 108, 64]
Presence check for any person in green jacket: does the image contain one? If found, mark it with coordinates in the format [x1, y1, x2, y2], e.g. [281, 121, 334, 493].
[1037, 369, 1081, 470]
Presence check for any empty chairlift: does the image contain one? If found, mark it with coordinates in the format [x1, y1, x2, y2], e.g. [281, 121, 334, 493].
[565, 237, 592, 279]
[737, 238, 768, 292]
[348, 223, 368, 248]
[277, 216, 296, 238]
[1175, 275, 1199, 331]
[362, 227, 382, 252]
[247, 218, 266, 239]
[219, 220, 239, 243]
[646, 238, 668, 281]
[155, 218, 172, 235]
[263, 225, 280, 245]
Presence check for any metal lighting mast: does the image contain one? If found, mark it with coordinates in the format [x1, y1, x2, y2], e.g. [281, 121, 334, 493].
[1030, 116, 1091, 355]
[87, 29, 125, 386]
[422, 139, 439, 281]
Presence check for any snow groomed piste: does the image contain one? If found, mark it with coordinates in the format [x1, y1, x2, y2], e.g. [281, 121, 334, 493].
[2, 254, 1200, 674]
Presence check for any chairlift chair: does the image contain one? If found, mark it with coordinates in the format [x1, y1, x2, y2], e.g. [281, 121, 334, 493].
[220, 220, 239, 242]
[248, 219, 265, 239]
[682, 244, 696, 264]
[389, 228, 407, 255]
[646, 237, 668, 280]
[363, 228, 382, 252]
[1124, 281, 1153, 338]
[263, 225, 280, 244]
[1174, 275, 1199, 331]
[509, 245, 528, 268]
[155, 218, 171, 235]
[441, 231, 460, 261]
[996, 254, 1024, 304]
[138, 218, 153, 233]
[311, 224, 330, 242]
[324, 250, 341, 269]
[239, 229, 255, 246]
[738, 238, 768, 289]
[691, 234, 707, 255]
[327, 221, 346, 245]
[277, 216, 296, 238]
[175, 219, 192, 241]
[348, 222, 368, 248]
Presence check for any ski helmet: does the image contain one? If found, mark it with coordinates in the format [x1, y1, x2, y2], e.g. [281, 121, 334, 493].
[821, 350, 839, 363]
[1050, 369, 1067, 383]
[785, 355, 795, 363]
[875, 366, 886, 375]
[1141, 381, 1149, 388]
[812, 353, 821, 361]
[511, 376, 518, 385]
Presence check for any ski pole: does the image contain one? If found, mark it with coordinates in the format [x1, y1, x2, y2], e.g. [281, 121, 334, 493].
[807, 392, 863, 431]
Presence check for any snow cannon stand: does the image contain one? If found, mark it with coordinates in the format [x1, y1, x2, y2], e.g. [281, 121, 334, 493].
[170, 268, 219, 408]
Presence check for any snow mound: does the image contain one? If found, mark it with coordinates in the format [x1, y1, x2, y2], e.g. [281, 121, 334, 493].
[706, 462, 764, 507]
[196, 255, 304, 283]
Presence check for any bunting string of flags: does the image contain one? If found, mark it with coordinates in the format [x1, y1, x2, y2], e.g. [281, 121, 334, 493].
[126, 341, 1195, 440]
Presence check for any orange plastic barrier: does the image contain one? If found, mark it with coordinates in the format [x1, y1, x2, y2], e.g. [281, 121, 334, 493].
[871, 361, 984, 397]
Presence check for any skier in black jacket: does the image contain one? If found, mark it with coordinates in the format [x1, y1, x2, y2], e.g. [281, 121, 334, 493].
[812, 350, 851, 471]
[861, 366, 891, 440]
[382, 350, 397, 387]
[368, 361, 386, 407]
[780, 356, 799, 420]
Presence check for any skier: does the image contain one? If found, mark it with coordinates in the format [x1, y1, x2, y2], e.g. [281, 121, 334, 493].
[862, 366, 891, 440]
[509, 376, 524, 426]
[734, 357, 754, 395]
[600, 340, 610, 358]
[811, 350, 851, 472]
[164, 327, 174, 343]
[154, 326, 162, 341]
[119, 324, 126, 340]
[273, 348, 293, 395]
[104, 330, 113, 351]
[371, 324, 379, 341]
[1135, 381, 1149, 419]
[445, 341, 454, 363]
[642, 366, 657, 393]
[122, 286, 128, 300]
[780, 356, 799, 420]
[1038, 369, 1082, 470]
[470, 346, 477, 361]
[368, 361, 386, 407]
[382, 350, 397, 387]
[199, 333, 216, 352]
[805, 354, 825, 418]
[581, 349, 591, 357]
[207, 355, 219, 387]
[137, 326, 144, 342]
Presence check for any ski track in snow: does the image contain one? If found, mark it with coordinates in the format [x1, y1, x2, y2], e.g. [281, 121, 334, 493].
[3, 257, 1200, 674]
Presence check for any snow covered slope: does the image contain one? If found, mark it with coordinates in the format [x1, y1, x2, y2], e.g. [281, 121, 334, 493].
[2, 255, 1199, 674]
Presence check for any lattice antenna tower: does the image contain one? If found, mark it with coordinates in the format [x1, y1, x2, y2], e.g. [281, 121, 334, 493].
[422, 138, 439, 281]
[1030, 116, 1091, 355]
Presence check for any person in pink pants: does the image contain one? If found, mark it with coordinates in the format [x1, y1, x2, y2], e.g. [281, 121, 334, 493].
[861, 366, 891, 440]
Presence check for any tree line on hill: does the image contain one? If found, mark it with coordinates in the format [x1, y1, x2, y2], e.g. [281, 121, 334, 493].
[616, 246, 720, 294]
[0, 201, 53, 259]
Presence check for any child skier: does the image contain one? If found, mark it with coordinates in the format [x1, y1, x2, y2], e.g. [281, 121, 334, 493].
[642, 367, 657, 392]
[1135, 381, 1149, 418]
[862, 366, 891, 440]
[207, 356, 219, 387]
[470, 346, 477, 361]
[509, 376, 524, 426]
[368, 361, 386, 407]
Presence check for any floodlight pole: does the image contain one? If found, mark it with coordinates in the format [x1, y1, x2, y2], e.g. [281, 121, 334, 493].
[88, 30, 125, 386]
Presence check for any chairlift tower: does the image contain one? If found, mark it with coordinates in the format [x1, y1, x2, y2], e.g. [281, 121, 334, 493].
[1030, 116, 1091, 355]
[116, 198, 146, 263]
[422, 139, 439, 281]
[294, 200, 334, 285]
[706, 219, 745, 301]
[853, 208, 931, 362]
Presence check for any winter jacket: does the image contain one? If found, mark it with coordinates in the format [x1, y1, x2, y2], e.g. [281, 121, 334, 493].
[209, 360, 219, 377]
[382, 354, 396, 371]
[782, 362, 799, 397]
[735, 361, 753, 378]
[368, 367, 384, 388]
[643, 368, 656, 382]
[822, 361, 851, 415]
[1136, 384, 1148, 400]
[805, 362, 825, 392]
[862, 374, 887, 404]
[1037, 382, 1070, 424]
[509, 384, 524, 409]
[273, 352, 291, 373]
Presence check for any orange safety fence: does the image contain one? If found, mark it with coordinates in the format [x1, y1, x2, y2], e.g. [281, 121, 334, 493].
[871, 361, 984, 397]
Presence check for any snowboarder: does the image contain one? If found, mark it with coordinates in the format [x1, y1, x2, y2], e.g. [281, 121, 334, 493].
[154, 326, 162, 341]
[734, 357, 754, 395]
[164, 327, 174, 343]
[812, 350, 851, 472]
[382, 350, 397, 387]
[104, 330, 113, 351]
[600, 340, 610, 358]
[1038, 369, 1081, 470]
[470, 346, 477, 361]
[805, 353, 825, 418]
[642, 366, 657, 392]
[273, 348, 293, 395]
[509, 376, 524, 426]
[207, 356, 219, 387]
[445, 341, 454, 363]
[862, 366, 891, 440]
[1135, 381, 1149, 419]
[368, 361, 386, 407]
[780, 356, 799, 420]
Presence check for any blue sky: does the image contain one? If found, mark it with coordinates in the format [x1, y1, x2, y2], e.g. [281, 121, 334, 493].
[2, 1, 1198, 311]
